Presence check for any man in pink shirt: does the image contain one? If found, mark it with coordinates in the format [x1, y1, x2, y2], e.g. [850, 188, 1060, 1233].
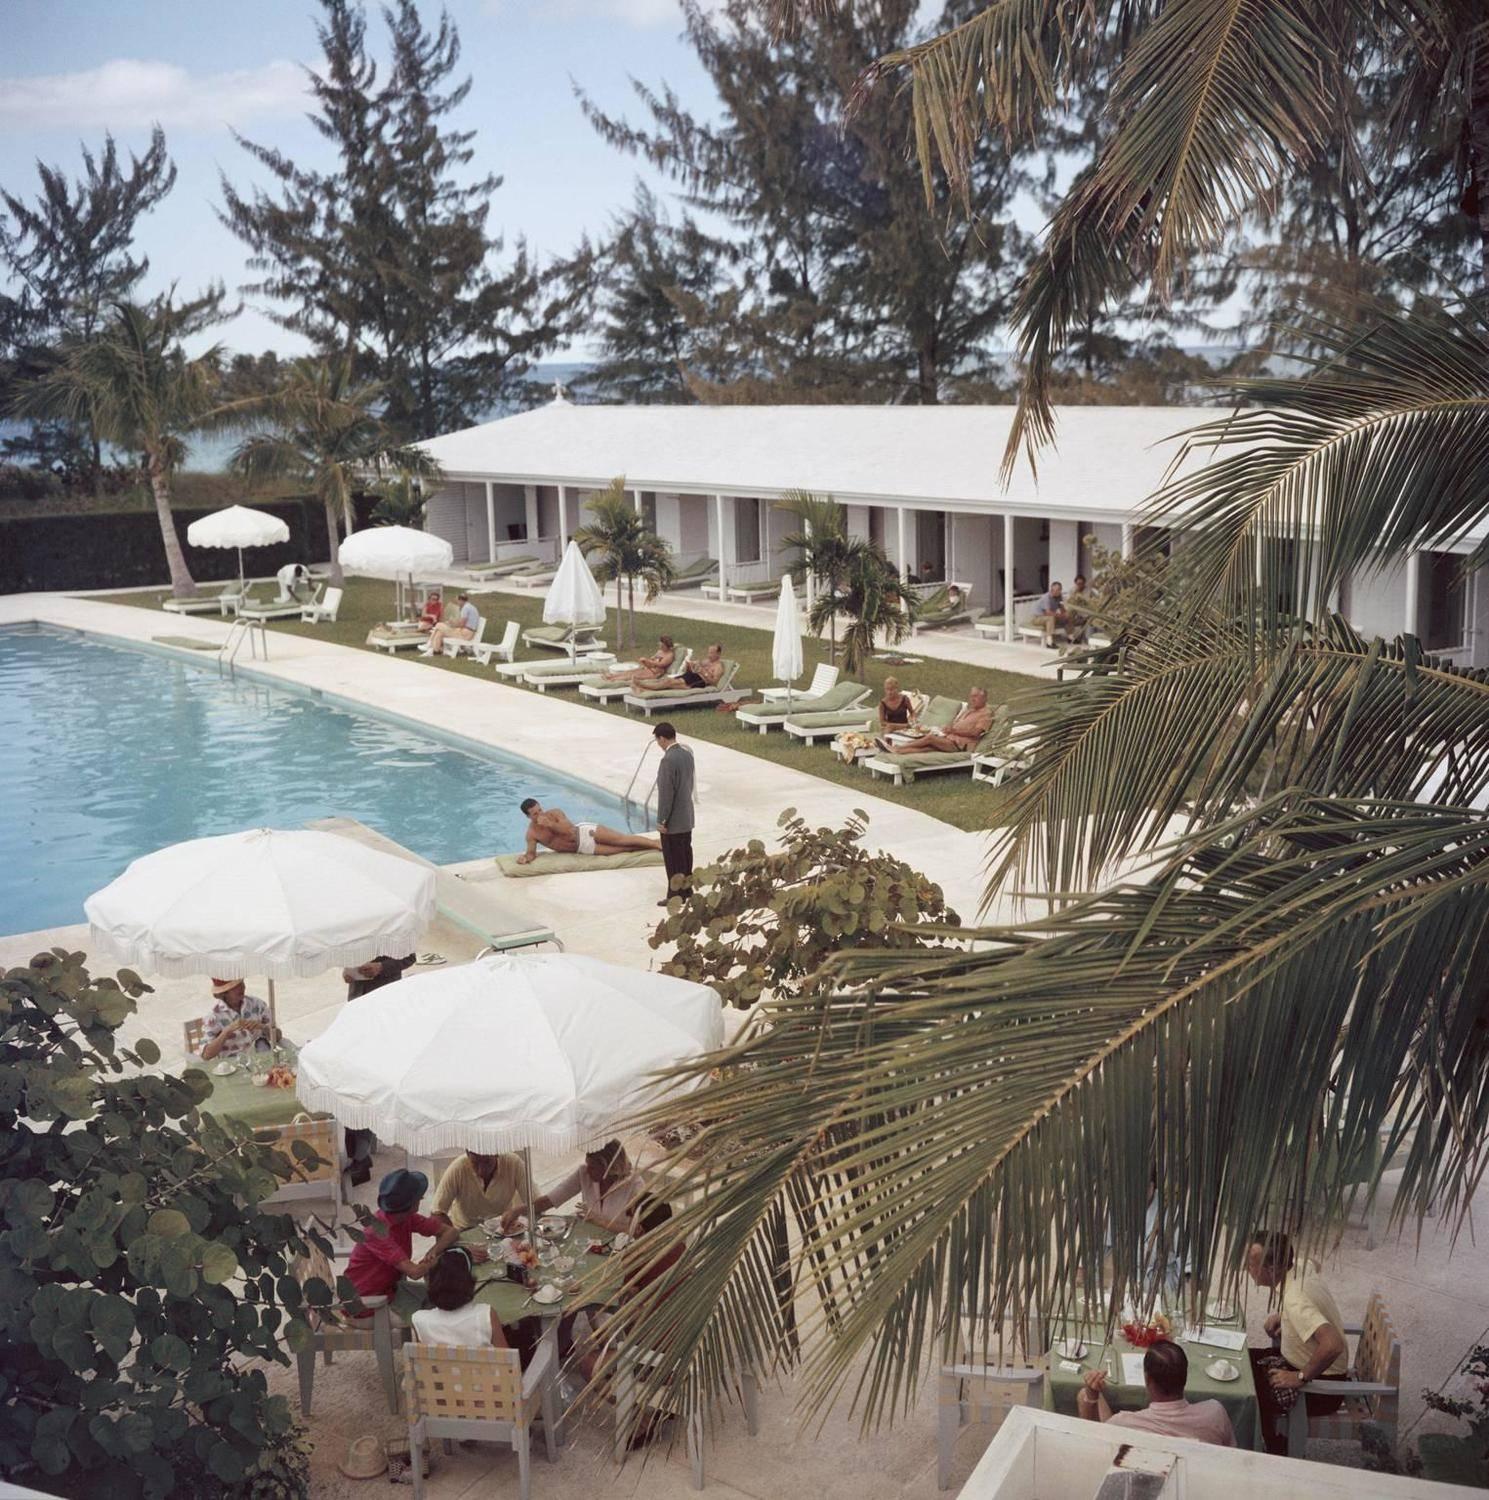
[344, 1169, 471, 1304]
[1077, 1340, 1236, 1447]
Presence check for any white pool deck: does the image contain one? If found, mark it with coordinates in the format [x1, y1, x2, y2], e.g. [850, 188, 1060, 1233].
[3, 589, 1487, 1498]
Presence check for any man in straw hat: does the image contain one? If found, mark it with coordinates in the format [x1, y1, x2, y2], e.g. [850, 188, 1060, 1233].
[199, 977, 275, 1062]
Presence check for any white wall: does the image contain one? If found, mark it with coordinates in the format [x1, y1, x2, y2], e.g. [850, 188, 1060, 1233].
[1048, 519, 1080, 590]
[766, 499, 794, 570]
[845, 504, 871, 541]
[425, 484, 468, 565]
[1343, 560, 1409, 640]
[950, 512, 994, 612]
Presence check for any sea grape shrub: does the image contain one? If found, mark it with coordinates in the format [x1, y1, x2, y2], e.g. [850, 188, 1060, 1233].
[650, 808, 961, 1008]
[0, 950, 332, 1499]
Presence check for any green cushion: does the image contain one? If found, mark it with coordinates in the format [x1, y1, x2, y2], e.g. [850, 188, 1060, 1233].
[785, 709, 875, 730]
[920, 695, 964, 728]
[495, 849, 663, 876]
[807, 679, 869, 712]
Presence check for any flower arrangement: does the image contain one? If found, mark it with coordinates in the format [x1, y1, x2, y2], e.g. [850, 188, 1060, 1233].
[1121, 1313, 1172, 1348]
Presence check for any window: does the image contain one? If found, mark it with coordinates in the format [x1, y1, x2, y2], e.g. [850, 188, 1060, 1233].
[916, 510, 946, 581]
[640, 491, 658, 531]
[1422, 550, 1467, 651]
[868, 506, 885, 549]
[733, 497, 763, 564]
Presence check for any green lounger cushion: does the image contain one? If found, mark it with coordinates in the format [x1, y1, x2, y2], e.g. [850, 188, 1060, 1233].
[889, 750, 974, 777]
[495, 849, 663, 876]
[785, 708, 875, 730]
[470, 553, 538, 575]
[919, 695, 965, 727]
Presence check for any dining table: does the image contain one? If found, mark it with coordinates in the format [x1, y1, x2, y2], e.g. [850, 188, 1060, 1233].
[1044, 1302, 1262, 1451]
[198, 1045, 322, 1131]
[460, 1215, 626, 1326]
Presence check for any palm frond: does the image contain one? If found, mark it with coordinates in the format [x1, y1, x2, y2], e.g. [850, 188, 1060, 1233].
[600, 793, 1489, 1433]
[1147, 295, 1489, 619]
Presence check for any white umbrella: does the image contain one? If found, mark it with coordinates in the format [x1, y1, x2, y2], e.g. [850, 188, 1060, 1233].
[543, 539, 607, 657]
[85, 828, 437, 1032]
[295, 952, 723, 1155]
[185, 504, 291, 598]
[339, 525, 454, 617]
[772, 573, 804, 706]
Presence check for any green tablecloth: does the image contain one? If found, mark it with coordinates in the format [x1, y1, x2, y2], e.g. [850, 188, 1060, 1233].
[460, 1218, 624, 1325]
[198, 1058, 312, 1130]
[1045, 1314, 1261, 1451]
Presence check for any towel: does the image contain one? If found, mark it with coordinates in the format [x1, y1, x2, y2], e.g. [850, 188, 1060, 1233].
[495, 850, 664, 877]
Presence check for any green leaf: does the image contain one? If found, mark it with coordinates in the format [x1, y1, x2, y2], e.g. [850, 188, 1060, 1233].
[147, 1209, 190, 1239]
[283, 1317, 315, 1354]
[150, 1333, 192, 1371]
[207, 1440, 248, 1483]
[91, 1295, 137, 1362]
[199, 1243, 239, 1286]
[133, 1037, 161, 1065]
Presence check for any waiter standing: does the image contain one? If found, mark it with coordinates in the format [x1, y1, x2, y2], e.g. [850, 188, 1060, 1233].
[652, 721, 695, 908]
[338, 953, 415, 1183]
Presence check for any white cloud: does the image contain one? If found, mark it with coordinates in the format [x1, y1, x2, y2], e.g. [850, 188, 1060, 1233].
[0, 58, 308, 134]
[485, 0, 714, 26]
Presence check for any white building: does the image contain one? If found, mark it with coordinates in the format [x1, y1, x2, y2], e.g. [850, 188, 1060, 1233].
[418, 396, 1488, 666]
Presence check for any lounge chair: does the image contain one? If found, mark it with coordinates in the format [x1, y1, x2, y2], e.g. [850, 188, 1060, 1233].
[493, 652, 617, 681]
[521, 622, 607, 655]
[735, 679, 872, 735]
[240, 584, 323, 622]
[300, 586, 342, 624]
[663, 555, 717, 591]
[726, 570, 805, 605]
[473, 619, 521, 666]
[524, 659, 638, 693]
[782, 708, 875, 747]
[160, 582, 239, 616]
[624, 659, 746, 715]
[911, 585, 974, 635]
[466, 552, 540, 580]
[862, 719, 1005, 786]
[307, 817, 561, 953]
[440, 614, 486, 660]
[509, 566, 559, 589]
[759, 662, 838, 703]
[971, 714, 1037, 787]
[828, 694, 964, 762]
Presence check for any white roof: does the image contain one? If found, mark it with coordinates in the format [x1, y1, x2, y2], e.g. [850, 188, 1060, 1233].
[418, 398, 1236, 520]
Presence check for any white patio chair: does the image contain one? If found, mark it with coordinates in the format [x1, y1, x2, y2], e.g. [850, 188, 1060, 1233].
[1285, 1290, 1401, 1459]
[441, 614, 486, 660]
[759, 662, 839, 703]
[937, 1362, 1044, 1489]
[405, 1340, 559, 1500]
[300, 586, 343, 624]
[474, 619, 521, 666]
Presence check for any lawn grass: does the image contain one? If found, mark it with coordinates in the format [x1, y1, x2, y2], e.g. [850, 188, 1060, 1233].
[94, 579, 1029, 832]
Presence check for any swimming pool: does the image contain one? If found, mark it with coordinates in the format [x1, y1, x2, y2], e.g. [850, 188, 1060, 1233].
[0, 626, 630, 935]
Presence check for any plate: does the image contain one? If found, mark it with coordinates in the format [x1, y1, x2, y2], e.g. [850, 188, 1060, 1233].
[1206, 1359, 1240, 1383]
[532, 1284, 564, 1305]
[1205, 1299, 1236, 1321]
[212, 1061, 238, 1076]
[611, 1232, 631, 1250]
[1055, 1339, 1087, 1360]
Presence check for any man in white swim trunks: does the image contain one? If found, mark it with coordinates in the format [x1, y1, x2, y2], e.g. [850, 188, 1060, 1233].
[515, 799, 661, 864]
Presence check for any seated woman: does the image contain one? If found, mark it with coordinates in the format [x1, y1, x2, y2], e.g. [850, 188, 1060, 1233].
[835, 678, 920, 764]
[415, 591, 444, 633]
[411, 1246, 509, 1350]
[505, 1138, 649, 1233]
[602, 635, 676, 686]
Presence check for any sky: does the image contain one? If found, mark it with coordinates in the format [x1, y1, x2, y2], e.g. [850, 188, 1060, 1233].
[0, 0, 720, 358]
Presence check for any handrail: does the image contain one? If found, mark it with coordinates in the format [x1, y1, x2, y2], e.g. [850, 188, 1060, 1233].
[218, 617, 267, 677]
[623, 738, 659, 830]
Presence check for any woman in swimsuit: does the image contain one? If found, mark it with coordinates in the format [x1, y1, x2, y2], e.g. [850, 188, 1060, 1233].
[602, 635, 676, 686]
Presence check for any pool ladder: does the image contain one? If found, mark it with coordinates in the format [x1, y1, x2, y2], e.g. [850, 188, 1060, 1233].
[623, 739, 659, 831]
[218, 617, 268, 676]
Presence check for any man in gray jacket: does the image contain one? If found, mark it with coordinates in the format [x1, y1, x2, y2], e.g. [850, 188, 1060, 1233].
[652, 721, 695, 906]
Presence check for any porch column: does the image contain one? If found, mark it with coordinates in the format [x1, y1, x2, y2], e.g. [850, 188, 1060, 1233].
[1121, 523, 1135, 561]
[1403, 551, 1420, 637]
[632, 487, 643, 514]
[484, 480, 497, 562]
[558, 483, 569, 554]
[523, 484, 540, 546]
[896, 506, 908, 580]
[1003, 511, 1016, 644]
[804, 515, 815, 617]
[715, 493, 729, 596]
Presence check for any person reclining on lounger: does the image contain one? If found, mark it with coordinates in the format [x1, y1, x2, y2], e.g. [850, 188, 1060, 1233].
[645, 642, 725, 691]
[515, 798, 661, 864]
[602, 635, 677, 686]
[877, 687, 991, 754]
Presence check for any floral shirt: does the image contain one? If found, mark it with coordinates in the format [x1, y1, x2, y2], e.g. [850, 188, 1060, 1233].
[201, 992, 271, 1057]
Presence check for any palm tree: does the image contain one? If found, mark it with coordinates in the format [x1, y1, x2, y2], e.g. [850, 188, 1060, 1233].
[573, 477, 676, 648]
[811, 537, 919, 676]
[10, 291, 226, 597]
[777, 491, 855, 662]
[225, 358, 440, 588]
[582, 6, 1489, 1438]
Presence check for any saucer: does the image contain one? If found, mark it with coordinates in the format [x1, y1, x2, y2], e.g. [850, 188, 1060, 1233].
[532, 1284, 564, 1305]
[1206, 1359, 1239, 1382]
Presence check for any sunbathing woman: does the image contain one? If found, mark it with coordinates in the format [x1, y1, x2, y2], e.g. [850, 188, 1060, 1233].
[602, 635, 676, 687]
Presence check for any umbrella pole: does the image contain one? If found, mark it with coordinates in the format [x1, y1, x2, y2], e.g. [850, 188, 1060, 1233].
[522, 1146, 538, 1255]
[266, 976, 279, 1044]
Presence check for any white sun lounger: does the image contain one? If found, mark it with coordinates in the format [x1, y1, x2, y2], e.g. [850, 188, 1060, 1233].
[525, 660, 637, 693]
[239, 584, 322, 622]
[161, 582, 239, 616]
[509, 568, 559, 589]
[759, 663, 838, 703]
[522, 623, 607, 655]
[493, 652, 618, 681]
[300, 586, 343, 624]
[735, 680, 872, 735]
[624, 660, 746, 716]
[473, 620, 521, 666]
[782, 710, 875, 747]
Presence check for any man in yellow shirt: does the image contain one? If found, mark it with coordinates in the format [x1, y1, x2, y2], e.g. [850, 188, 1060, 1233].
[429, 1151, 525, 1232]
[1246, 1230, 1350, 1453]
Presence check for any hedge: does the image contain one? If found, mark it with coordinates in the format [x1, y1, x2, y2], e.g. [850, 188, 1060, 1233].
[0, 494, 378, 595]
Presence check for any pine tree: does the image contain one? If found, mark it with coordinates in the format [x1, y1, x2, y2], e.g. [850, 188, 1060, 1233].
[0, 129, 176, 488]
[580, 0, 1033, 404]
[219, 0, 587, 441]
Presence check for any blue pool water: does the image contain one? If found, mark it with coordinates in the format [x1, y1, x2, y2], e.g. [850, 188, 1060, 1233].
[0, 626, 629, 935]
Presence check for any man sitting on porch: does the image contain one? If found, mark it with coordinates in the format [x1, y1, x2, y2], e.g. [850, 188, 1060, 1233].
[515, 799, 660, 863]
[1078, 1340, 1236, 1446]
[1031, 581, 1069, 646]
[877, 688, 991, 755]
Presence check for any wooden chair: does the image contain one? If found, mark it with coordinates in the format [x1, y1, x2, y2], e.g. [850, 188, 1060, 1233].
[291, 1241, 410, 1417]
[936, 1362, 1044, 1490]
[1285, 1290, 1401, 1459]
[182, 1017, 205, 1057]
[405, 1340, 559, 1500]
[258, 1115, 344, 1224]
[612, 1341, 759, 1490]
